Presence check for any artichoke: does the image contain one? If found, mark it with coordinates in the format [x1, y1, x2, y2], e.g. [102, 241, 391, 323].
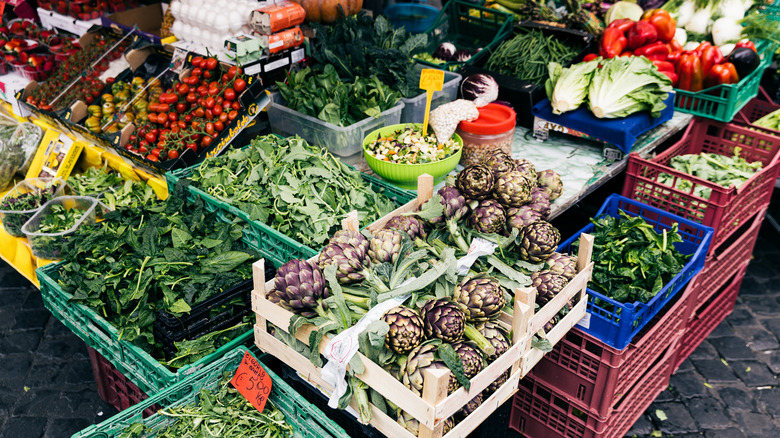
[368, 228, 403, 265]
[430, 185, 469, 224]
[546, 252, 578, 280]
[385, 215, 427, 240]
[537, 169, 563, 200]
[507, 206, 542, 232]
[531, 270, 569, 305]
[528, 188, 551, 218]
[452, 341, 484, 381]
[519, 220, 561, 262]
[420, 299, 466, 343]
[400, 342, 449, 396]
[459, 393, 483, 418]
[318, 241, 368, 284]
[468, 199, 506, 234]
[382, 306, 425, 354]
[482, 149, 516, 176]
[329, 229, 369, 254]
[494, 170, 535, 208]
[478, 321, 510, 363]
[485, 369, 510, 395]
[397, 411, 454, 436]
[267, 259, 329, 317]
[453, 276, 506, 322]
[514, 158, 536, 178]
[456, 165, 495, 201]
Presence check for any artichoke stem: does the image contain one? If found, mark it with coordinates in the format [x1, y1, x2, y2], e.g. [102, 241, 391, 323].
[350, 376, 372, 424]
[464, 324, 496, 357]
[343, 293, 371, 310]
[447, 219, 471, 253]
[363, 270, 390, 293]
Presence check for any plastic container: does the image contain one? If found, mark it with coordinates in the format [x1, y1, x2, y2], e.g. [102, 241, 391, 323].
[22, 196, 99, 260]
[87, 346, 158, 417]
[17, 54, 56, 82]
[0, 177, 66, 238]
[457, 103, 516, 167]
[622, 117, 780, 253]
[734, 87, 780, 136]
[558, 194, 713, 350]
[267, 93, 405, 157]
[72, 347, 350, 438]
[400, 66, 461, 124]
[384, 0, 439, 34]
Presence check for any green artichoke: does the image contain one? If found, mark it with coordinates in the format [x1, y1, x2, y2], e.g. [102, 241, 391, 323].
[329, 229, 369, 255]
[528, 188, 551, 218]
[368, 228, 403, 265]
[478, 321, 510, 363]
[382, 306, 425, 354]
[485, 369, 510, 396]
[482, 149, 516, 176]
[546, 252, 577, 280]
[400, 342, 449, 396]
[519, 220, 561, 262]
[453, 276, 506, 322]
[494, 169, 535, 208]
[468, 199, 506, 234]
[514, 158, 536, 178]
[537, 169, 563, 200]
[397, 411, 454, 436]
[420, 299, 466, 343]
[430, 185, 469, 224]
[267, 259, 329, 317]
[318, 241, 369, 284]
[456, 165, 495, 201]
[507, 206, 542, 232]
[531, 270, 569, 305]
[386, 215, 427, 240]
[459, 393, 483, 418]
[452, 341, 484, 381]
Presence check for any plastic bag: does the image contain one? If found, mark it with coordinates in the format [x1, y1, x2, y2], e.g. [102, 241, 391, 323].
[0, 124, 22, 190]
[10, 123, 44, 176]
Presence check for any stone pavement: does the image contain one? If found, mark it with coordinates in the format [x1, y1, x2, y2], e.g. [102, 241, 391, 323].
[0, 221, 778, 437]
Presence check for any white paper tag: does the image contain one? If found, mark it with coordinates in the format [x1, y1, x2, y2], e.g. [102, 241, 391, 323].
[456, 237, 498, 275]
[576, 312, 591, 329]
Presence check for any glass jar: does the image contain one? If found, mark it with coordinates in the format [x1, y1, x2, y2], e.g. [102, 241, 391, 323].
[456, 103, 516, 167]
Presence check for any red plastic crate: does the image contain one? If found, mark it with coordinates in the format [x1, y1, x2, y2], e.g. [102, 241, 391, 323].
[510, 337, 679, 438]
[87, 347, 158, 416]
[673, 264, 747, 371]
[734, 87, 780, 137]
[526, 281, 692, 419]
[622, 118, 780, 253]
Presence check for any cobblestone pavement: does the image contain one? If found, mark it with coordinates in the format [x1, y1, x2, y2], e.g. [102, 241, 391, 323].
[0, 220, 778, 438]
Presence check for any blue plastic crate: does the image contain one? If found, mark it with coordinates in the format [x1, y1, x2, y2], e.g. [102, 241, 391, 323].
[559, 194, 713, 350]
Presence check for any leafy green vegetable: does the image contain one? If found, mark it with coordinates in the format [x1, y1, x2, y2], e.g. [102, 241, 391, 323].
[67, 166, 157, 210]
[29, 203, 89, 259]
[575, 210, 690, 304]
[118, 371, 294, 438]
[187, 135, 396, 248]
[0, 181, 60, 236]
[546, 60, 600, 115]
[277, 65, 400, 127]
[587, 56, 673, 119]
[753, 108, 780, 132]
[658, 150, 763, 199]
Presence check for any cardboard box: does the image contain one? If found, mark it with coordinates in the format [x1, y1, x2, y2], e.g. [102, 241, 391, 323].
[101, 3, 164, 45]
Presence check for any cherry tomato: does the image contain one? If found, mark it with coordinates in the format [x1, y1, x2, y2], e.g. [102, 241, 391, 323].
[151, 148, 161, 157]
[186, 143, 198, 152]
[232, 101, 240, 111]
[146, 154, 158, 162]
[191, 56, 203, 68]
[212, 104, 223, 116]
[184, 114, 193, 122]
[145, 132, 157, 143]
[228, 66, 240, 78]
[193, 107, 204, 118]
[224, 88, 236, 101]
[228, 110, 239, 121]
[205, 122, 215, 135]
[186, 92, 197, 103]
[206, 109, 214, 120]
[205, 57, 218, 70]
[168, 112, 178, 122]
[184, 76, 198, 86]
[176, 102, 186, 113]
[168, 149, 179, 159]
[214, 120, 224, 132]
[197, 85, 208, 96]
[139, 144, 148, 154]
[85, 96, 94, 104]
[178, 84, 189, 95]
[157, 112, 167, 123]
[233, 78, 247, 93]
[158, 103, 170, 113]
[201, 135, 213, 147]
[218, 112, 228, 123]
[178, 120, 186, 129]
[203, 70, 214, 79]
[204, 97, 215, 109]
[191, 67, 202, 78]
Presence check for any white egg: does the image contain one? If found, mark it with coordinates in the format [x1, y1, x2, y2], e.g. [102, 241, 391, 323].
[172, 21, 183, 37]
[170, 1, 181, 16]
[196, 8, 208, 23]
[214, 17, 229, 33]
[178, 4, 189, 20]
[229, 11, 243, 28]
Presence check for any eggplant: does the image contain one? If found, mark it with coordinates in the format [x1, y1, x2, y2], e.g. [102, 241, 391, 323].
[727, 47, 760, 79]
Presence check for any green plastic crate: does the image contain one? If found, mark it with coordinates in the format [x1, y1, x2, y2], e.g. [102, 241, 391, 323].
[164, 143, 415, 268]
[72, 346, 350, 438]
[756, 3, 780, 19]
[417, 0, 514, 71]
[673, 39, 777, 122]
[37, 260, 254, 395]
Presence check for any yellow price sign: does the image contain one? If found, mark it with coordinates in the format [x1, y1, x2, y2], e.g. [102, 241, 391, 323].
[419, 69, 445, 135]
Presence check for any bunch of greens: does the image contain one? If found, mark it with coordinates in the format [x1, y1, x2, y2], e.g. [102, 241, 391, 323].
[575, 210, 690, 304]
[486, 29, 584, 86]
[753, 108, 780, 132]
[277, 65, 401, 127]
[119, 372, 294, 438]
[67, 166, 157, 210]
[0, 181, 60, 237]
[28, 203, 90, 260]
[187, 135, 396, 248]
[60, 181, 258, 365]
[310, 13, 428, 97]
[658, 150, 763, 199]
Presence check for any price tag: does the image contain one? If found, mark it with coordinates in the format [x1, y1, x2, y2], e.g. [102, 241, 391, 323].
[230, 351, 273, 413]
[419, 69, 445, 135]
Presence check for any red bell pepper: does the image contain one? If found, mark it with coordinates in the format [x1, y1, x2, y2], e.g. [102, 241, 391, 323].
[608, 18, 636, 34]
[704, 62, 739, 88]
[634, 41, 670, 61]
[583, 53, 599, 62]
[640, 9, 676, 43]
[653, 60, 678, 86]
[677, 53, 703, 91]
[620, 51, 634, 57]
[626, 20, 658, 50]
[667, 40, 683, 65]
[692, 42, 711, 58]
[735, 40, 757, 52]
[600, 27, 627, 59]
[700, 45, 725, 79]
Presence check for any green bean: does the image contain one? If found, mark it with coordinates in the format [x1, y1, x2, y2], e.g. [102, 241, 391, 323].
[485, 29, 582, 85]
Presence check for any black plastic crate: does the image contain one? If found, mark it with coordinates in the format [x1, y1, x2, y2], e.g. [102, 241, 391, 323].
[459, 22, 594, 129]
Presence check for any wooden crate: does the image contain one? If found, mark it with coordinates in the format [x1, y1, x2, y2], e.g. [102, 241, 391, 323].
[252, 174, 594, 438]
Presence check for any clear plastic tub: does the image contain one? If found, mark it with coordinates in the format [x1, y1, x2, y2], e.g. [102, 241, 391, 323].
[22, 196, 99, 260]
[0, 177, 66, 238]
[267, 93, 405, 157]
[456, 103, 516, 167]
[400, 66, 461, 124]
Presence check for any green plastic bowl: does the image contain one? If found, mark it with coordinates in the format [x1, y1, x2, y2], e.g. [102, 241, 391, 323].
[363, 123, 463, 190]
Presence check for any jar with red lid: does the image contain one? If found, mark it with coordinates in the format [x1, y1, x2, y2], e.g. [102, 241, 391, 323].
[456, 103, 516, 167]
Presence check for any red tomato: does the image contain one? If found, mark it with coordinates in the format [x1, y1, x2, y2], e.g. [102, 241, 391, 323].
[139, 144, 148, 153]
[186, 143, 198, 152]
[228, 66, 240, 78]
[186, 92, 197, 103]
[178, 84, 189, 95]
[193, 107, 204, 118]
[218, 112, 228, 123]
[212, 104, 223, 116]
[145, 132, 157, 143]
[191, 56, 203, 68]
[178, 120, 186, 129]
[151, 148, 161, 157]
[158, 103, 170, 113]
[146, 154, 158, 162]
[205, 57, 218, 70]
[201, 135, 213, 147]
[168, 149, 179, 159]
[204, 97, 215, 109]
[228, 110, 238, 121]
[231, 101, 240, 111]
[233, 78, 246, 93]
[214, 120, 224, 132]
[184, 114, 193, 122]
[205, 122, 215, 135]
[191, 67, 202, 77]
[176, 102, 186, 113]
[168, 112, 178, 122]
[205, 109, 214, 120]
[224, 88, 236, 101]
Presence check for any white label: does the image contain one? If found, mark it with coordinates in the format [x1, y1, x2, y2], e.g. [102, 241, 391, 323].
[244, 62, 264, 76]
[576, 312, 591, 329]
[291, 48, 305, 63]
[170, 48, 188, 73]
[456, 238, 498, 275]
[269, 40, 284, 49]
[263, 57, 290, 72]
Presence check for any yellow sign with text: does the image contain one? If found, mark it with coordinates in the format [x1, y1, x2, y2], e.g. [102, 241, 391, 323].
[419, 69, 445, 135]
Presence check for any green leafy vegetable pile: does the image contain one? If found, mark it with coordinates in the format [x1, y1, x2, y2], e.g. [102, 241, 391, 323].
[119, 372, 294, 438]
[752, 108, 780, 132]
[658, 150, 763, 199]
[0, 181, 61, 237]
[309, 13, 428, 97]
[187, 135, 396, 247]
[59, 182, 258, 367]
[576, 210, 690, 304]
[67, 166, 158, 210]
[277, 65, 401, 127]
[28, 203, 90, 260]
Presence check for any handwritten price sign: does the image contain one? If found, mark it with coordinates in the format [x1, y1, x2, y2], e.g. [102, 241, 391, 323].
[419, 69, 445, 135]
[230, 351, 273, 413]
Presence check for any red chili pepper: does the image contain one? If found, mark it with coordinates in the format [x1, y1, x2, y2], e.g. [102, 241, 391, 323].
[608, 18, 636, 34]
[583, 53, 599, 62]
[640, 9, 676, 43]
[700, 46, 725, 79]
[634, 41, 670, 61]
[626, 20, 658, 50]
[600, 27, 627, 59]
[704, 62, 740, 88]
[735, 40, 757, 52]
[677, 53, 703, 91]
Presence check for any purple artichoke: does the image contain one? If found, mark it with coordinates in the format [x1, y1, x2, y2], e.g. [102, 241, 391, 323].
[469, 199, 506, 234]
[267, 259, 329, 317]
[456, 165, 495, 201]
